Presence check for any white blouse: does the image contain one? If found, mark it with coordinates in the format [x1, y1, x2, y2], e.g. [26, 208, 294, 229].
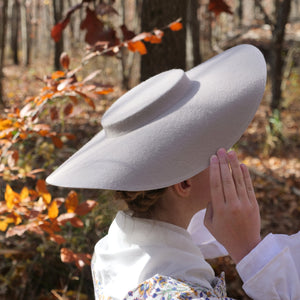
[92, 210, 300, 300]
[92, 211, 216, 299]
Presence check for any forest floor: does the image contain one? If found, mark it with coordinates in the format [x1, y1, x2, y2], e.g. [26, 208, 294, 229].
[1, 51, 300, 299]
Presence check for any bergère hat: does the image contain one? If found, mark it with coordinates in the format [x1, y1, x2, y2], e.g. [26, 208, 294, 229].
[46, 44, 267, 191]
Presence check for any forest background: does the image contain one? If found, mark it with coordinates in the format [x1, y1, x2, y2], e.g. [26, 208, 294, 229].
[0, 0, 299, 299]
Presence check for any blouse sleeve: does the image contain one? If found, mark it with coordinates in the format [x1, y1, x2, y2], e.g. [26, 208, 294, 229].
[236, 232, 300, 300]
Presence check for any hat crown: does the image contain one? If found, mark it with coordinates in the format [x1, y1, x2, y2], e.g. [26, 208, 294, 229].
[101, 69, 193, 137]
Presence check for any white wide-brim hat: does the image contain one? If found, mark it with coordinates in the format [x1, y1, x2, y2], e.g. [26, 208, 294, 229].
[46, 44, 266, 191]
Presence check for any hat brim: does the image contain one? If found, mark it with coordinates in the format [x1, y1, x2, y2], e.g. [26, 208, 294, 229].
[46, 44, 266, 191]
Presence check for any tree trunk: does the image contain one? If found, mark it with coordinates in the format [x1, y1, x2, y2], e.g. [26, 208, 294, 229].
[21, 0, 31, 66]
[31, 0, 40, 61]
[235, 0, 243, 27]
[10, 0, 20, 65]
[270, 0, 292, 110]
[140, 0, 187, 81]
[199, 0, 212, 60]
[186, 0, 201, 69]
[0, 0, 9, 107]
[53, 0, 64, 70]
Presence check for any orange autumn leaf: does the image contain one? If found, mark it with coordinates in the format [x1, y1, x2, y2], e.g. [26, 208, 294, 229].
[51, 70, 65, 80]
[19, 132, 27, 139]
[0, 119, 12, 130]
[65, 191, 78, 213]
[20, 187, 29, 201]
[42, 193, 52, 205]
[84, 96, 96, 110]
[36, 92, 55, 106]
[169, 21, 183, 31]
[5, 185, 18, 210]
[48, 200, 59, 219]
[127, 41, 147, 55]
[95, 87, 114, 95]
[144, 34, 162, 44]
[11, 212, 22, 225]
[75, 90, 96, 109]
[0, 221, 8, 232]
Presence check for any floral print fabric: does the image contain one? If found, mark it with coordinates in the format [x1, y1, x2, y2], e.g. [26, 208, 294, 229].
[123, 272, 235, 300]
[94, 272, 236, 300]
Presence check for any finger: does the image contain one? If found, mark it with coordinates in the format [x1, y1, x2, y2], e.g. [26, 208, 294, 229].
[209, 154, 225, 210]
[204, 201, 213, 230]
[240, 164, 256, 204]
[227, 151, 248, 201]
[217, 148, 237, 203]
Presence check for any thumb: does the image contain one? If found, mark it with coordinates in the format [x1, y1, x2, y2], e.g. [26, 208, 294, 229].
[204, 201, 213, 229]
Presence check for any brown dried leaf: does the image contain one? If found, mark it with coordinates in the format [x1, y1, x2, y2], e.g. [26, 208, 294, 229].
[75, 200, 97, 216]
[50, 234, 66, 245]
[60, 248, 75, 263]
[6, 224, 28, 238]
[51, 136, 63, 149]
[63, 103, 73, 116]
[50, 106, 59, 120]
[69, 217, 84, 228]
[57, 212, 76, 226]
[60, 52, 70, 70]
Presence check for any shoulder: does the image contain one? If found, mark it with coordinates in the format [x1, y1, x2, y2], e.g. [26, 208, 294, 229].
[124, 273, 236, 300]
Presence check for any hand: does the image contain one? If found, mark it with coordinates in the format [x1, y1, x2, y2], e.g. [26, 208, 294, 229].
[204, 148, 261, 264]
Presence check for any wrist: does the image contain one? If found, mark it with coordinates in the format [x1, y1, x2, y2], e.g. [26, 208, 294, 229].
[229, 236, 262, 264]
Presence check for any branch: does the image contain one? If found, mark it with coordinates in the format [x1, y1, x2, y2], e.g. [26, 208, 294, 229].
[253, 0, 274, 28]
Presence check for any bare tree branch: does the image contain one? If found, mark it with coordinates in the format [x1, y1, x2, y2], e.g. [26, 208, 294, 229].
[253, 0, 274, 28]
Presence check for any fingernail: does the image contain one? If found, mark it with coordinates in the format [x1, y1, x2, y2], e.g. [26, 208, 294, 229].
[210, 155, 218, 163]
[217, 148, 226, 157]
[228, 150, 236, 159]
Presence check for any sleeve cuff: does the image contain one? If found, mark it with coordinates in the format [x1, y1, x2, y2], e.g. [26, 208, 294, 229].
[236, 233, 283, 283]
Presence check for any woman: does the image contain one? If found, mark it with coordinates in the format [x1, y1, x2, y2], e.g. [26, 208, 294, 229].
[47, 45, 300, 299]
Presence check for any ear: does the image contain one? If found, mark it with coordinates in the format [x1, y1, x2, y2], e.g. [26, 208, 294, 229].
[173, 179, 192, 197]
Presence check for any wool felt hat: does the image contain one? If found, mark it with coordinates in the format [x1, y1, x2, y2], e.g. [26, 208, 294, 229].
[46, 44, 267, 191]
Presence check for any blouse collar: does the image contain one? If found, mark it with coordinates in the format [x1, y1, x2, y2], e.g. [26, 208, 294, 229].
[92, 211, 215, 299]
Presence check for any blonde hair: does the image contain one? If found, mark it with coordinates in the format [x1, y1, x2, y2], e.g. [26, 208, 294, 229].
[115, 188, 167, 217]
